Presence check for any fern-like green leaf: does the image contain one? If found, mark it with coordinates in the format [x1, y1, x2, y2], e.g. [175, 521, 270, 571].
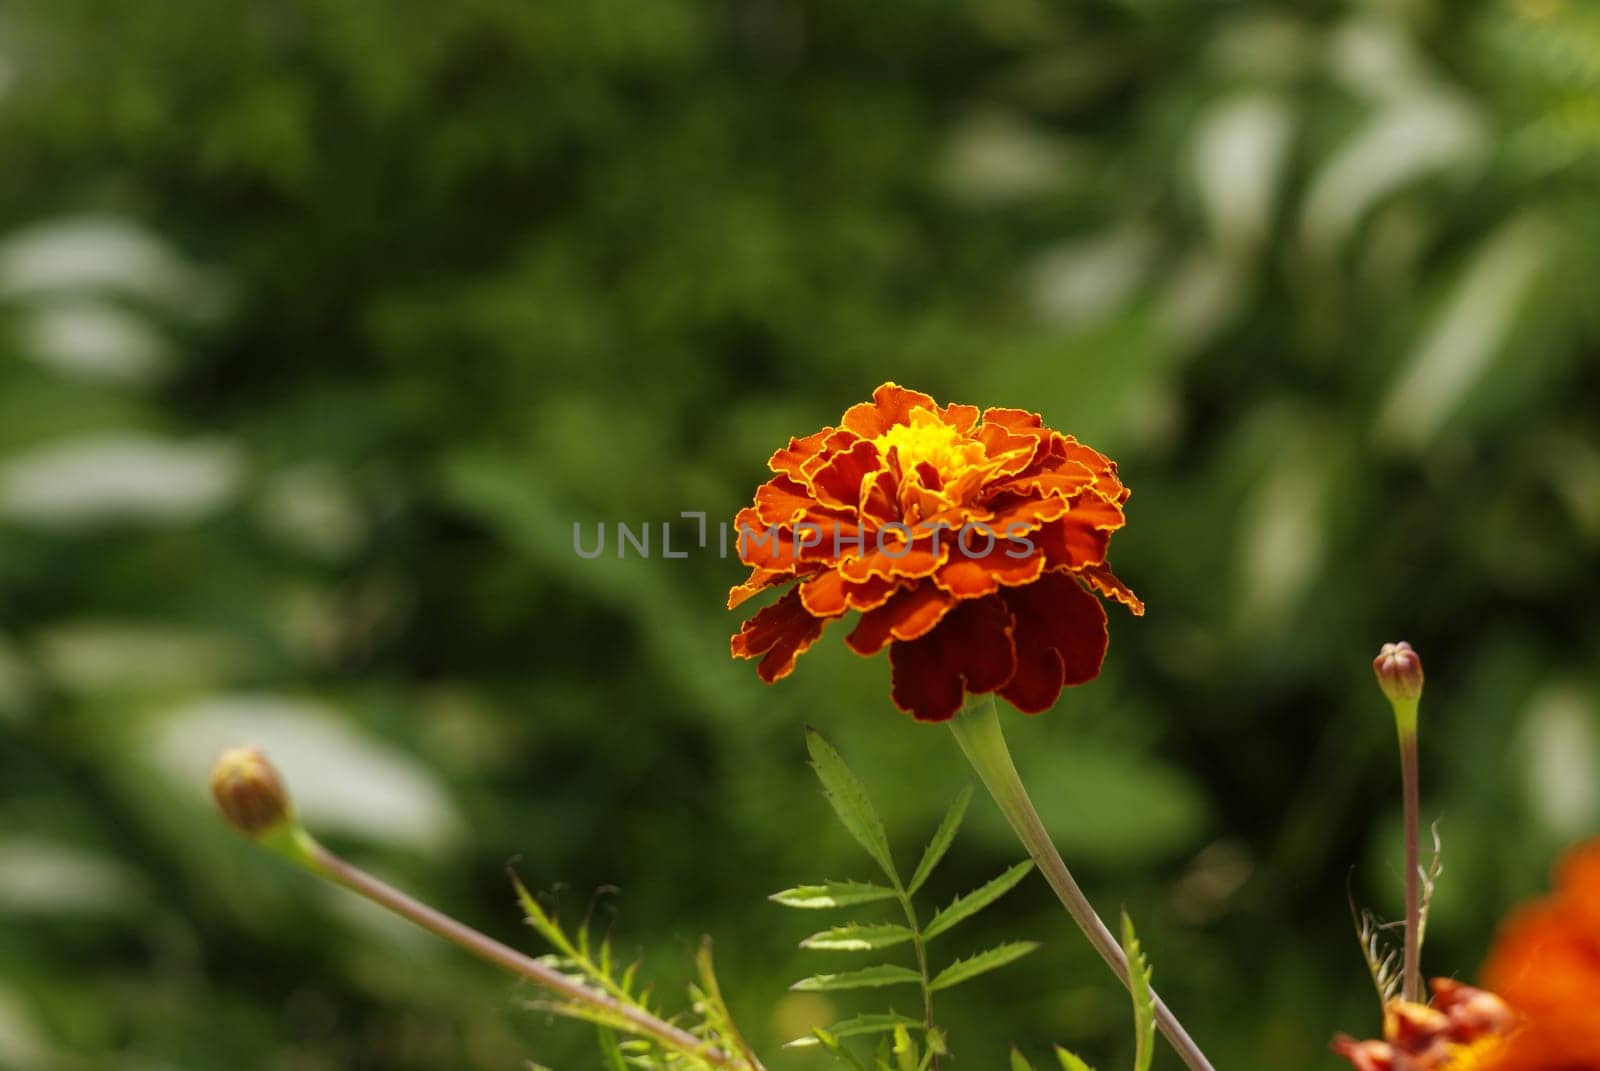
[1011, 1048, 1036, 1071]
[770, 881, 899, 909]
[791, 964, 924, 991]
[809, 1029, 874, 1071]
[907, 784, 971, 895]
[921, 860, 1034, 940]
[783, 1012, 921, 1048]
[1121, 912, 1155, 1071]
[927, 940, 1039, 992]
[1055, 1045, 1096, 1071]
[806, 728, 899, 884]
[800, 923, 916, 951]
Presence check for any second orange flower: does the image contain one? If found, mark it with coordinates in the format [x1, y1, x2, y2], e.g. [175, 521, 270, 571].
[729, 382, 1143, 721]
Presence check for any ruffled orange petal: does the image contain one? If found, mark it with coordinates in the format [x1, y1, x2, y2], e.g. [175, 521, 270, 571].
[933, 543, 1045, 598]
[888, 595, 1016, 721]
[841, 383, 941, 437]
[730, 589, 826, 683]
[846, 583, 955, 656]
[998, 572, 1108, 712]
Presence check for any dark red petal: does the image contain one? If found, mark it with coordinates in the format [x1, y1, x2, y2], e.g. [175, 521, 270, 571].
[730, 589, 826, 683]
[846, 583, 955, 655]
[888, 596, 1017, 722]
[997, 571, 1108, 713]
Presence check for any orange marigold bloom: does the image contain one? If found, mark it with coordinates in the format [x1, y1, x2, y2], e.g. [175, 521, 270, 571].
[1479, 839, 1600, 1070]
[727, 382, 1142, 722]
[1333, 979, 1516, 1071]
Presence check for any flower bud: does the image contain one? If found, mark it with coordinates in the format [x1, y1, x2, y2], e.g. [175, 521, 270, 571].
[210, 747, 294, 836]
[1373, 642, 1424, 705]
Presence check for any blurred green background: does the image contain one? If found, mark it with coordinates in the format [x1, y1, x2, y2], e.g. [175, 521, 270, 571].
[2, 0, 1598, 1067]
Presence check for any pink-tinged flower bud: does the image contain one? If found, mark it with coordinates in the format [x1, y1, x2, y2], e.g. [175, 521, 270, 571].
[210, 747, 294, 836]
[1373, 642, 1424, 705]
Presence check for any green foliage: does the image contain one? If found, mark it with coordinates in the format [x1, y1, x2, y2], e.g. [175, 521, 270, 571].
[2, 0, 1597, 1065]
[1014, 915, 1155, 1071]
[514, 877, 764, 1070]
[1121, 913, 1155, 1071]
[777, 732, 1035, 1067]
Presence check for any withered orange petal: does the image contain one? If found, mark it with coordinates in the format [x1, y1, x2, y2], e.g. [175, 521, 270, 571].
[730, 589, 826, 683]
[1080, 563, 1145, 616]
[846, 582, 955, 656]
[889, 596, 1017, 722]
[998, 571, 1108, 712]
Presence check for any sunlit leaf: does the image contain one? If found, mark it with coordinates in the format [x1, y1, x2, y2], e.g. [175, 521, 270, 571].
[770, 881, 899, 909]
[791, 964, 924, 991]
[1122, 912, 1155, 1071]
[1055, 1046, 1096, 1071]
[800, 923, 916, 951]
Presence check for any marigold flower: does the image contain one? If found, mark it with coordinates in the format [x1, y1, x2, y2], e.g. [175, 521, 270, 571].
[728, 382, 1142, 721]
[1332, 979, 1516, 1071]
[1479, 839, 1600, 1070]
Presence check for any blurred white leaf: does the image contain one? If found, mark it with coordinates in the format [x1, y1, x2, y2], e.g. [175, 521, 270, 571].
[34, 620, 240, 695]
[1192, 93, 1293, 255]
[1374, 215, 1556, 451]
[0, 215, 227, 319]
[257, 464, 368, 560]
[0, 986, 56, 1071]
[21, 299, 172, 385]
[1237, 420, 1331, 630]
[939, 110, 1076, 203]
[1300, 94, 1484, 255]
[0, 838, 144, 916]
[149, 695, 466, 853]
[1521, 684, 1600, 840]
[0, 434, 243, 528]
[1028, 225, 1157, 325]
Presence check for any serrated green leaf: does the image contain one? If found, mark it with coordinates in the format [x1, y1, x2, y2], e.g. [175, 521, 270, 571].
[800, 923, 916, 951]
[806, 728, 899, 883]
[1011, 1048, 1036, 1071]
[791, 964, 924, 991]
[927, 940, 1039, 992]
[808, 1029, 873, 1071]
[908, 784, 972, 895]
[770, 881, 899, 909]
[784, 1013, 922, 1048]
[921, 860, 1034, 940]
[1054, 1046, 1096, 1071]
[1122, 911, 1155, 1071]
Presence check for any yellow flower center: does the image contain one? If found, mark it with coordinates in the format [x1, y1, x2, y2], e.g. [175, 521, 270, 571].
[874, 408, 987, 489]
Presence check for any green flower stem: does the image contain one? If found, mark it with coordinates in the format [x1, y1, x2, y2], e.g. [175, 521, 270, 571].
[262, 826, 752, 1068]
[892, 886, 938, 1071]
[948, 694, 1216, 1071]
[1395, 702, 1421, 1004]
